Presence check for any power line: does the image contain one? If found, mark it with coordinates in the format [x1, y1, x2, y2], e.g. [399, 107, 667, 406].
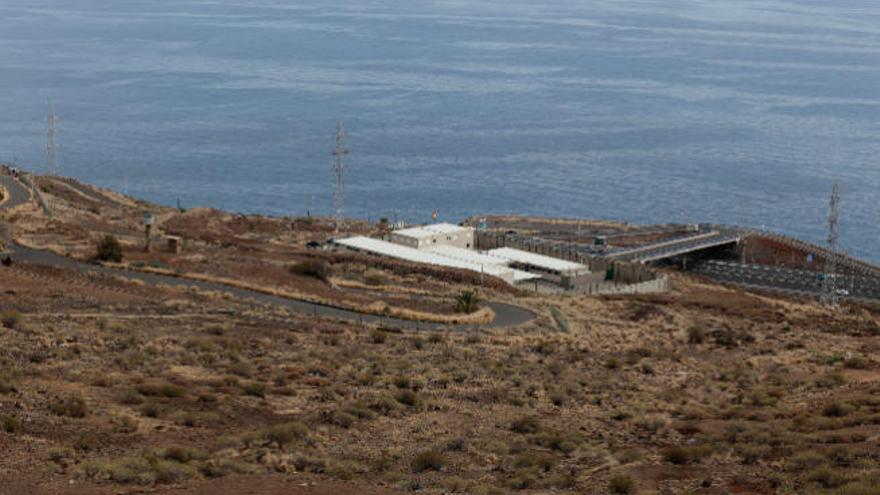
[820, 182, 840, 305]
[47, 110, 59, 176]
[332, 121, 348, 236]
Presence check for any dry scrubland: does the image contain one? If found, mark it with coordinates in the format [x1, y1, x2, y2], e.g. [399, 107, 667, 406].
[1, 176, 880, 493]
[3, 262, 880, 494]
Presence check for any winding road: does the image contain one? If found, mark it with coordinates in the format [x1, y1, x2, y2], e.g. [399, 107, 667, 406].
[0, 173, 535, 330]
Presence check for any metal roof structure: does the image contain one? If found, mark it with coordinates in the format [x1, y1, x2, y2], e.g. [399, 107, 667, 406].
[427, 245, 538, 282]
[486, 247, 587, 273]
[336, 236, 539, 284]
[426, 245, 507, 266]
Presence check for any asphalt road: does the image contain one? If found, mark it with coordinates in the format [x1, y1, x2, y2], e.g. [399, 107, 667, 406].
[1, 173, 29, 208]
[0, 173, 535, 330]
[692, 260, 880, 302]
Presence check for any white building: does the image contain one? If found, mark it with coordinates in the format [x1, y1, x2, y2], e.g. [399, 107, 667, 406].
[390, 223, 475, 250]
[335, 236, 537, 285]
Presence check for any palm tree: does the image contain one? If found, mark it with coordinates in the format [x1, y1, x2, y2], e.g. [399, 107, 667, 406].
[454, 290, 481, 314]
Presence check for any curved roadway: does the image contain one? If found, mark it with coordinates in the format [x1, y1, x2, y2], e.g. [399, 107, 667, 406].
[0, 174, 535, 330]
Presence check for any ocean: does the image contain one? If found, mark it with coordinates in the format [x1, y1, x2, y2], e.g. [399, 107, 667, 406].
[1, 0, 878, 260]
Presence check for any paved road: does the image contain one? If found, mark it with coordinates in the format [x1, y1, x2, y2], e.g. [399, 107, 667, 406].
[1, 172, 30, 208]
[606, 231, 741, 263]
[0, 174, 535, 330]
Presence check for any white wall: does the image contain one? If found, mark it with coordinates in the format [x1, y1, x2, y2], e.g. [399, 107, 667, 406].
[391, 227, 474, 250]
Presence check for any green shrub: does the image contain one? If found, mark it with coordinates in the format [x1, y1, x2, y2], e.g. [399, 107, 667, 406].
[514, 451, 557, 471]
[411, 450, 445, 472]
[368, 394, 399, 415]
[687, 326, 705, 344]
[816, 371, 846, 388]
[370, 329, 387, 344]
[0, 373, 17, 394]
[843, 356, 871, 370]
[2, 415, 22, 433]
[260, 421, 308, 446]
[364, 271, 387, 286]
[807, 465, 847, 489]
[1, 310, 20, 329]
[609, 473, 637, 494]
[454, 290, 482, 314]
[160, 446, 207, 463]
[241, 381, 267, 398]
[79, 454, 198, 485]
[152, 458, 198, 484]
[511, 416, 541, 434]
[549, 306, 569, 332]
[199, 458, 255, 478]
[136, 381, 186, 398]
[50, 394, 89, 418]
[96, 235, 123, 262]
[289, 260, 329, 281]
[606, 356, 622, 370]
[80, 457, 154, 484]
[823, 402, 852, 418]
[663, 446, 694, 465]
[333, 411, 357, 428]
[394, 389, 421, 408]
[140, 402, 162, 418]
[342, 403, 377, 420]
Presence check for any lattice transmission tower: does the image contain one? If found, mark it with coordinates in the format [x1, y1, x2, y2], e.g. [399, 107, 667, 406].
[820, 182, 840, 305]
[47, 110, 59, 176]
[332, 122, 348, 235]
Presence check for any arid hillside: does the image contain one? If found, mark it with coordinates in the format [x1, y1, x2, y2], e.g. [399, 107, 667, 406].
[1, 174, 880, 494]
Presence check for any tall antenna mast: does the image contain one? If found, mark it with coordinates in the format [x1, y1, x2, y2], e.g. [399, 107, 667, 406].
[47, 110, 59, 176]
[821, 182, 840, 305]
[332, 121, 348, 235]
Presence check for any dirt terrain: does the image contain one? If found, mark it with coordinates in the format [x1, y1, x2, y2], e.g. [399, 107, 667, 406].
[2, 173, 880, 494]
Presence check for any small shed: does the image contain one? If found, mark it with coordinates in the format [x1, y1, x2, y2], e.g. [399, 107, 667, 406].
[166, 236, 183, 254]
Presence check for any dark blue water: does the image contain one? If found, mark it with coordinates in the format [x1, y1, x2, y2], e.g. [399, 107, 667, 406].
[1, 0, 879, 260]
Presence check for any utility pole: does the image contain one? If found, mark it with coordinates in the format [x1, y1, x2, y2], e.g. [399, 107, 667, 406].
[47, 110, 59, 176]
[820, 182, 840, 306]
[332, 122, 348, 236]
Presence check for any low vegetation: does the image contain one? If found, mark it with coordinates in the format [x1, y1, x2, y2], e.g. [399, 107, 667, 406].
[96, 235, 123, 262]
[454, 290, 482, 314]
[288, 259, 330, 281]
[0, 310, 20, 329]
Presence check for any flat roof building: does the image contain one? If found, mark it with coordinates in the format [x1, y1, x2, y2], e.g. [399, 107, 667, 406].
[486, 247, 588, 274]
[390, 223, 474, 250]
[335, 236, 537, 285]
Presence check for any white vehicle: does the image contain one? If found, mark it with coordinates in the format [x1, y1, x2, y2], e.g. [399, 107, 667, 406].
[835, 288, 850, 297]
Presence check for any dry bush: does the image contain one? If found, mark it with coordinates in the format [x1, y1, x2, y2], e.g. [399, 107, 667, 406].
[289, 260, 330, 282]
[511, 416, 541, 434]
[2, 415, 22, 433]
[259, 421, 309, 446]
[1, 310, 21, 329]
[411, 450, 445, 473]
[609, 473, 637, 494]
[50, 394, 89, 418]
[96, 235, 123, 262]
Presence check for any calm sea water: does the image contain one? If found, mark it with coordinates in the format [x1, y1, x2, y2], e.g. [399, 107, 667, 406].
[1, 0, 879, 260]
